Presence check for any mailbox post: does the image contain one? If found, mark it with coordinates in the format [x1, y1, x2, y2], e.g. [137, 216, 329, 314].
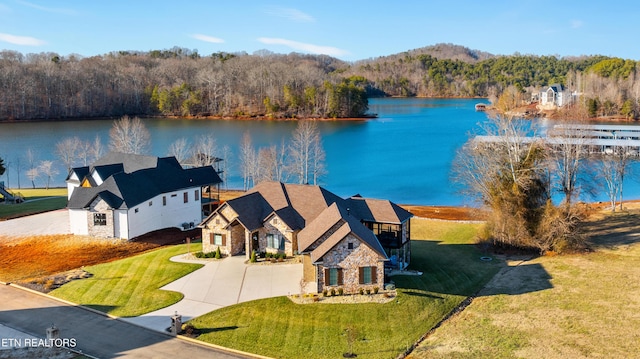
[170, 312, 182, 336]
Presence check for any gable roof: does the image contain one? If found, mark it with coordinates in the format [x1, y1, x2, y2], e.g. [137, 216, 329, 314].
[547, 84, 564, 93]
[346, 196, 413, 224]
[66, 166, 89, 183]
[299, 203, 387, 262]
[68, 154, 221, 210]
[223, 192, 272, 231]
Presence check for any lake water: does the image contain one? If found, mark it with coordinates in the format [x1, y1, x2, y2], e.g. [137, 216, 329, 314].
[1, 98, 639, 206]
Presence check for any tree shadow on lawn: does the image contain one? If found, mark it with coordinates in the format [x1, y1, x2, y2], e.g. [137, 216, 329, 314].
[393, 240, 553, 297]
[196, 325, 240, 335]
[580, 212, 640, 249]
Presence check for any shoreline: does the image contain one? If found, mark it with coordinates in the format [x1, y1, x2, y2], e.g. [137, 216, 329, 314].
[0, 114, 377, 124]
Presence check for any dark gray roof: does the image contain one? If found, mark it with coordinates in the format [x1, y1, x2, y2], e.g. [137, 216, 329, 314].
[66, 166, 89, 182]
[224, 192, 272, 231]
[68, 155, 221, 210]
[92, 152, 159, 173]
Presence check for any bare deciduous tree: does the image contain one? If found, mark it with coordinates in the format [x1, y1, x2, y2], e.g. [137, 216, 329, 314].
[26, 167, 39, 189]
[168, 137, 191, 165]
[55, 136, 81, 171]
[546, 123, 590, 204]
[453, 115, 584, 253]
[38, 160, 58, 189]
[599, 148, 632, 212]
[289, 120, 325, 185]
[108, 115, 150, 154]
[239, 132, 256, 190]
[192, 135, 218, 167]
[89, 135, 105, 163]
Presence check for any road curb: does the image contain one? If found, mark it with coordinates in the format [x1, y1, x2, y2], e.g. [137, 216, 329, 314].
[177, 335, 273, 359]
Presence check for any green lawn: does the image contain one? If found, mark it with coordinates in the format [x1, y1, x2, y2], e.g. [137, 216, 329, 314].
[0, 187, 68, 219]
[188, 219, 500, 359]
[50, 243, 203, 317]
[410, 213, 640, 359]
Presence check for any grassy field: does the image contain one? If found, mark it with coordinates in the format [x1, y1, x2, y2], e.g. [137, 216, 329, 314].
[409, 211, 640, 359]
[0, 187, 67, 219]
[188, 219, 499, 359]
[50, 243, 203, 317]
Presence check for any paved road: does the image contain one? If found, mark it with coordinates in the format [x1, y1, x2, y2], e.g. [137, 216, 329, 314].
[0, 284, 254, 359]
[0, 209, 70, 237]
[125, 255, 302, 332]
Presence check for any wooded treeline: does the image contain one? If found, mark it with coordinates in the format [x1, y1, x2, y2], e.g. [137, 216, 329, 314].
[2, 43, 640, 121]
[0, 48, 367, 121]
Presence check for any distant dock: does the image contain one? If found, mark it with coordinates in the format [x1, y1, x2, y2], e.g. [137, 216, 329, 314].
[474, 123, 640, 155]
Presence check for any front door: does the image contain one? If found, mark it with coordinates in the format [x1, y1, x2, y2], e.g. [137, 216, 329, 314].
[251, 232, 259, 253]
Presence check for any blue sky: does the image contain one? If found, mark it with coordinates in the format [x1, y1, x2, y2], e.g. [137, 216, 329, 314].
[1, 0, 639, 61]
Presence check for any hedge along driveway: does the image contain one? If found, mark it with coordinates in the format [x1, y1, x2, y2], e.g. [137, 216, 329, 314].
[188, 219, 501, 359]
[50, 243, 203, 317]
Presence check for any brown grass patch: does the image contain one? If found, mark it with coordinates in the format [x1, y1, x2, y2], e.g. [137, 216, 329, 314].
[401, 205, 487, 221]
[0, 234, 155, 283]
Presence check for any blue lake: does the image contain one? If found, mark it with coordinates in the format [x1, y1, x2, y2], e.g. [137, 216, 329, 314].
[1, 97, 638, 206]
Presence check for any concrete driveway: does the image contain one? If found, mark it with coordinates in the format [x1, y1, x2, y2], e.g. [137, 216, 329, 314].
[125, 255, 302, 332]
[0, 209, 70, 237]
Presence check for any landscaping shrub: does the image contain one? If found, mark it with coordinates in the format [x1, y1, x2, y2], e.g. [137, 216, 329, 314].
[214, 246, 221, 259]
[330, 288, 336, 296]
[322, 289, 328, 297]
[366, 288, 371, 295]
[338, 287, 344, 296]
[250, 251, 257, 263]
[359, 288, 364, 295]
[373, 286, 379, 294]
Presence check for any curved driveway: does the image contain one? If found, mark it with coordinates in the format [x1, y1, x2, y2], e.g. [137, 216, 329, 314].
[125, 255, 303, 332]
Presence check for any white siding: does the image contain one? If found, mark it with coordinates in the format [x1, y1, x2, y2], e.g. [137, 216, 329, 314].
[125, 187, 203, 240]
[67, 172, 80, 199]
[69, 209, 89, 235]
[114, 210, 128, 239]
[91, 170, 103, 186]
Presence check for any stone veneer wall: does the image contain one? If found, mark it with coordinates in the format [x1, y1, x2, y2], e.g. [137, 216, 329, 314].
[87, 198, 114, 238]
[202, 213, 231, 255]
[263, 215, 295, 256]
[318, 234, 384, 294]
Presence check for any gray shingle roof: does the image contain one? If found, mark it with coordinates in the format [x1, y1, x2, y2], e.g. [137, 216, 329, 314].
[68, 153, 221, 210]
[346, 196, 413, 224]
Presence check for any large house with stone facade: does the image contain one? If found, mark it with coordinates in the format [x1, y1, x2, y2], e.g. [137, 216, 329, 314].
[200, 181, 413, 294]
[66, 152, 221, 240]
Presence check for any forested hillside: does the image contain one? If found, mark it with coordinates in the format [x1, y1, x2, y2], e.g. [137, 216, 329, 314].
[1, 43, 640, 121]
[0, 48, 368, 121]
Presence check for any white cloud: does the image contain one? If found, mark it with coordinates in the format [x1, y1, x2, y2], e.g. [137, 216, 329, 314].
[265, 7, 315, 23]
[16, 0, 76, 15]
[0, 33, 45, 46]
[191, 34, 225, 44]
[258, 38, 348, 57]
[570, 19, 584, 29]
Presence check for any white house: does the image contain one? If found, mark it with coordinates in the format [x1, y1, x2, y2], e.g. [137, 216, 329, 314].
[537, 84, 577, 109]
[67, 152, 221, 240]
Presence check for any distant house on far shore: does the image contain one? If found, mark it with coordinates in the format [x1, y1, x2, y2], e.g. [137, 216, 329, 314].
[535, 84, 577, 110]
[66, 152, 221, 240]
